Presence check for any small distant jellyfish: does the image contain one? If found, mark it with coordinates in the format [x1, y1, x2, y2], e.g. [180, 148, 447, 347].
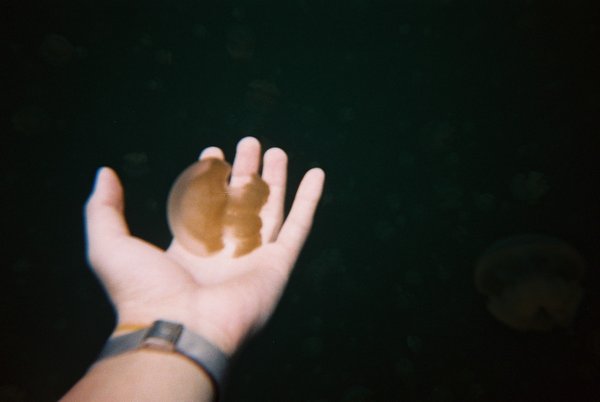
[374, 219, 395, 241]
[192, 24, 208, 39]
[430, 386, 454, 402]
[226, 24, 255, 61]
[395, 285, 417, 310]
[475, 235, 586, 331]
[145, 78, 164, 92]
[238, 80, 281, 133]
[443, 151, 460, 166]
[122, 151, 150, 178]
[12, 105, 49, 135]
[232, 6, 246, 21]
[154, 49, 173, 65]
[167, 158, 269, 257]
[398, 23, 411, 35]
[510, 171, 549, 205]
[433, 182, 463, 210]
[39, 34, 75, 67]
[395, 357, 415, 376]
[341, 385, 375, 402]
[245, 80, 280, 115]
[139, 34, 153, 47]
[302, 336, 324, 359]
[403, 270, 423, 287]
[427, 120, 456, 151]
[338, 106, 356, 123]
[0, 384, 26, 402]
[406, 335, 423, 354]
[396, 151, 415, 167]
[472, 192, 496, 212]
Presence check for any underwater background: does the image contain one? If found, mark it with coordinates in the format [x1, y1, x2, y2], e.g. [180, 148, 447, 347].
[2, 0, 599, 401]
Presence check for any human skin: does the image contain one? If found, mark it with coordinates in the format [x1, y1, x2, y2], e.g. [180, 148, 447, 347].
[61, 137, 325, 401]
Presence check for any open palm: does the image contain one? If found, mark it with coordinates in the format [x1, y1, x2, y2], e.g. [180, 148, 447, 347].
[84, 137, 325, 355]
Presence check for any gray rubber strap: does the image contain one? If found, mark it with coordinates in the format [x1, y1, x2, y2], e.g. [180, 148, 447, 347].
[177, 325, 229, 386]
[98, 330, 146, 358]
[97, 321, 229, 398]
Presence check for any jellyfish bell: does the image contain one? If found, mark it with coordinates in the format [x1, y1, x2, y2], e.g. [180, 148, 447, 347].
[167, 158, 269, 257]
[475, 234, 586, 331]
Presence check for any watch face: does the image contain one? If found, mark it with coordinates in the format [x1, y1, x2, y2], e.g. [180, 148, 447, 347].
[141, 320, 184, 351]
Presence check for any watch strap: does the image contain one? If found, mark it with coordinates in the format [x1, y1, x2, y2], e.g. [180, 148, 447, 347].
[97, 320, 228, 397]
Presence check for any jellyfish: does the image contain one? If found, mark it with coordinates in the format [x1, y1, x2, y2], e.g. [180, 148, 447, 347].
[510, 171, 549, 205]
[12, 105, 49, 135]
[226, 24, 255, 61]
[342, 385, 375, 402]
[122, 151, 149, 178]
[475, 235, 586, 331]
[301, 336, 324, 359]
[472, 191, 496, 212]
[167, 158, 269, 257]
[154, 49, 173, 65]
[39, 34, 75, 67]
[237, 80, 281, 134]
[245, 80, 280, 115]
[192, 24, 208, 40]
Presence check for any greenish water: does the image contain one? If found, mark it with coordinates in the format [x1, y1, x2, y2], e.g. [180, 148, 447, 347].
[2, 1, 599, 401]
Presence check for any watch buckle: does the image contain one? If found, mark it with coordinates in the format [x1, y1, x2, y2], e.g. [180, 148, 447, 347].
[141, 320, 184, 351]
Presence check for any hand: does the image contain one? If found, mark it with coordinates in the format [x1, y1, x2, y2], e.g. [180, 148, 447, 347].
[84, 137, 325, 355]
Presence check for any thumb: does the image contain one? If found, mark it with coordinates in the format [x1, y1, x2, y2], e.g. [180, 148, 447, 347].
[84, 167, 130, 264]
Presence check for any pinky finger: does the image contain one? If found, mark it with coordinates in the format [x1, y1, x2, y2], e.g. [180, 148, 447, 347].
[276, 167, 325, 260]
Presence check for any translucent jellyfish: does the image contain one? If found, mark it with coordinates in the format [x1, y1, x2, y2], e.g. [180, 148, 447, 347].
[39, 34, 75, 66]
[12, 105, 49, 135]
[342, 385, 375, 402]
[192, 24, 208, 40]
[226, 24, 255, 61]
[245, 80, 281, 115]
[395, 357, 415, 376]
[238, 80, 281, 133]
[122, 151, 149, 178]
[406, 335, 423, 354]
[338, 106, 356, 123]
[0, 384, 26, 402]
[427, 120, 456, 151]
[472, 191, 496, 212]
[510, 171, 549, 205]
[302, 336, 324, 359]
[167, 158, 269, 257]
[154, 49, 173, 65]
[475, 235, 586, 331]
[139, 33, 153, 47]
[433, 181, 463, 210]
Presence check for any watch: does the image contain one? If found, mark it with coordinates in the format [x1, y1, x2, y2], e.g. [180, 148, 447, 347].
[97, 320, 228, 397]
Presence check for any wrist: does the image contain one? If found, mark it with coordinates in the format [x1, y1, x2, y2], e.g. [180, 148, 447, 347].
[65, 346, 213, 402]
[112, 319, 240, 356]
[99, 319, 230, 400]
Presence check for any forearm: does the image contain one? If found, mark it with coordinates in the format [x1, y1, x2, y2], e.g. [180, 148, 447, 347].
[61, 348, 214, 402]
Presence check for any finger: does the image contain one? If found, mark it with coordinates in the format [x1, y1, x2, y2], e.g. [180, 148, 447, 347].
[260, 147, 287, 241]
[199, 146, 224, 160]
[84, 167, 130, 264]
[276, 167, 325, 260]
[230, 136, 261, 187]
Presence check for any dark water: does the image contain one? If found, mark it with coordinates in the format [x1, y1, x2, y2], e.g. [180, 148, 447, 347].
[2, 0, 599, 401]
